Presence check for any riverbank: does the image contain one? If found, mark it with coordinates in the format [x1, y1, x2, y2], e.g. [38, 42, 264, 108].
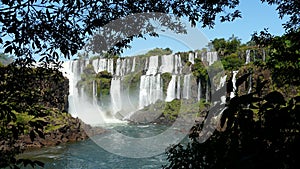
[0, 112, 106, 153]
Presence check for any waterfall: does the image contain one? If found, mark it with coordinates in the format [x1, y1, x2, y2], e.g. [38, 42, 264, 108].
[146, 56, 159, 75]
[92, 80, 97, 105]
[217, 75, 227, 90]
[115, 58, 121, 76]
[176, 76, 181, 99]
[165, 75, 177, 102]
[110, 78, 122, 114]
[107, 59, 114, 75]
[188, 53, 195, 64]
[174, 54, 182, 74]
[248, 74, 252, 94]
[182, 74, 191, 99]
[139, 74, 163, 108]
[126, 58, 131, 74]
[245, 50, 251, 64]
[217, 75, 227, 104]
[92, 59, 98, 73]
[197, 80, 201, 101]
[60, 51, 231, 124]
[139, 75, 147, 108]
[99, 59, 107, 73]
[160, 54, 174, 73]
[121, 59, 127, 76]
[131, 57, 136, 72]
[207, 52, 218, 65]
[230, 71, 239, 98]
[61, 60, 121, 125]
[144, 57, 149, 71]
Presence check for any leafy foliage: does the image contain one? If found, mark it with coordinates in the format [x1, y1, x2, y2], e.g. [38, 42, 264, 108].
[209, 36, 245, 71]
[143, 48, 173, 57]
[192, 58, 208, 82]
[252, 29, 300, 86]
[211, 36, 242, 56]
[221, 53, 244, 71]
[77, 64, 113, 104]
[0, 0, 241, 66]
[0, 64, 68, 168]
[164, 71, 300, 169]
[161, 72, 172, 93]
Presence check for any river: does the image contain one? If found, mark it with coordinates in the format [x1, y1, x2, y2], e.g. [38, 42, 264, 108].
[19, 124, 177, 169]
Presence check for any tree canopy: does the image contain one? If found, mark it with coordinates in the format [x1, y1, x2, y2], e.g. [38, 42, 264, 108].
[0, 0, 242, 66]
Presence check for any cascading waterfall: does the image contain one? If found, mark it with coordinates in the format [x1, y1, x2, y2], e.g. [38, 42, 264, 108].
[218, 75, 227, 104]
[197, 80, 201, 101]
[107, 59, 114, 74]
[146, 56, 159, 75]
[138, 74, 163, 108]
[61, 60, 121, 125]
[182, 74, 191, 99]
[176, 76, 181, 99]
[131, 57, 136, 72]
[160, 54, 174, 73]
[262, 49, 266, 62]
[165, 75, 177, 102]
[138, 75, 147, 108]
[248, 74, 252, 94]
[115, 59, 121, 76]
[218, 75, 227, 90]
[174, 54, 182, 74]
[188, 53, 195, 64]
[121, 59, 127, 76]
[92, 80, 97, 104]
[60, 50, 256, 124]
[245, 50, 251, 64]
[110, 78, 122, 115]
[206, 51, 218, 66]
[230, 71, 239, 98]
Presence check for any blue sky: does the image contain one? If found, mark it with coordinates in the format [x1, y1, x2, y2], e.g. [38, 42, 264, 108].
[121, 1, 287, 57]
[0, 1, 288, 59]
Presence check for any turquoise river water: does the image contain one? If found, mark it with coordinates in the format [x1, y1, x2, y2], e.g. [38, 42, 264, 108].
[19, 124, 178, 169]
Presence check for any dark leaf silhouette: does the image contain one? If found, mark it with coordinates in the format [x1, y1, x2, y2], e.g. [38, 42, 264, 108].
[29, 130, 35, 142]
[236, 72, 251, 88]
[264, 91, 286, 105]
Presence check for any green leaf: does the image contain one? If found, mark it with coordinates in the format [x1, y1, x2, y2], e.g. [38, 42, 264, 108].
[264, 91, 285, 105]
[235, 73, 251, 88]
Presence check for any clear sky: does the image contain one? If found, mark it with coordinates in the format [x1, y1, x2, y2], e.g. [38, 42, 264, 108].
[0, 1, 288, 59]
[121, 0, 287, 57]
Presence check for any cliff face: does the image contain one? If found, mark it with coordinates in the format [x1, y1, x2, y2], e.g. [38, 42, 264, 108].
[0, 65, 104, 156]
[61, 52, 217, 124]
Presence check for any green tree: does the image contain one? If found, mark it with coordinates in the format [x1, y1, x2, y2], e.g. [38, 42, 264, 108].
[143, 48, 173, 57]
[165, 0, 300, 168]
[164, 72, 300, 169]
[211, 38, 227, 53]
[0, 0, 241, 66]
[252, 29, 300, 86]
[211, 35, 241, 56]
[0, 66, 69, 168]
